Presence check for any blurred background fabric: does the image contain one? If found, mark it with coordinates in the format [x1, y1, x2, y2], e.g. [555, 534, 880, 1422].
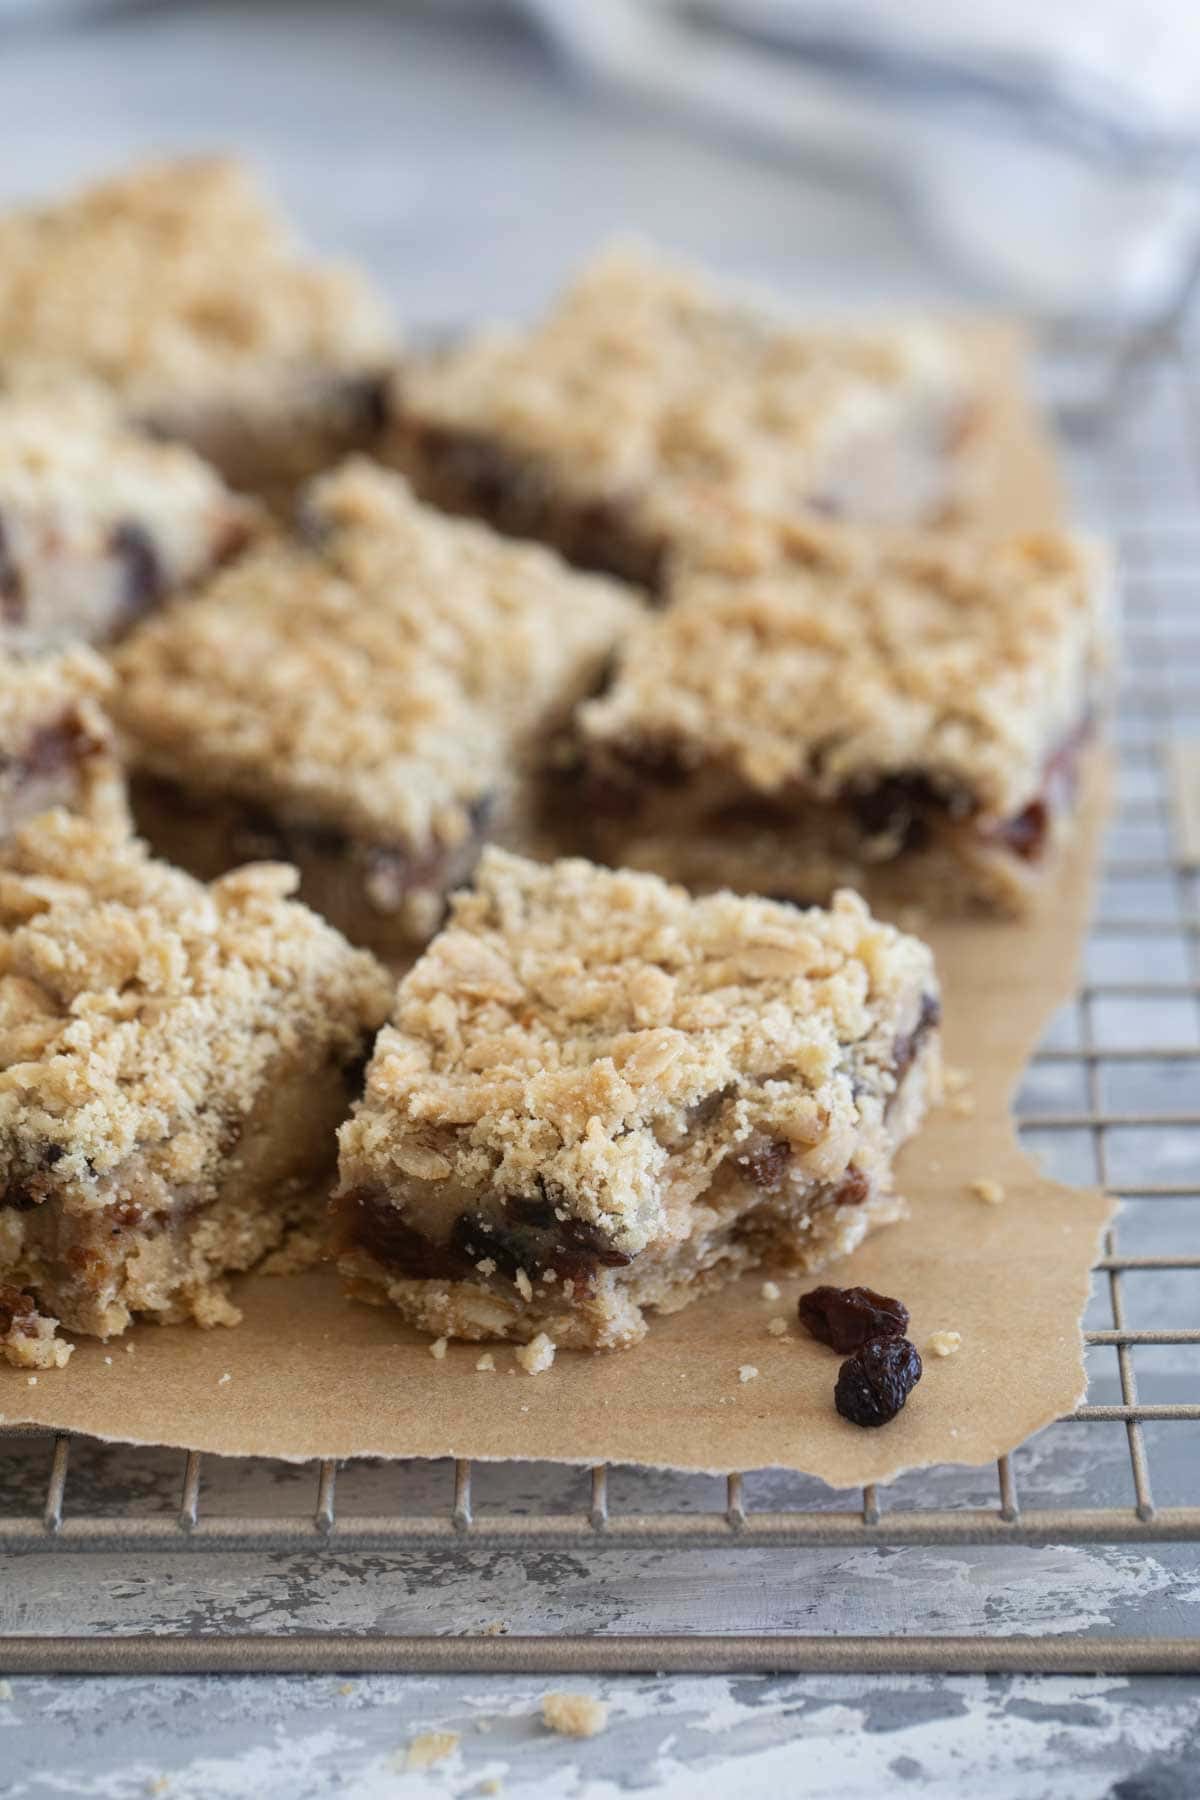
[0, 0, 1197, 337]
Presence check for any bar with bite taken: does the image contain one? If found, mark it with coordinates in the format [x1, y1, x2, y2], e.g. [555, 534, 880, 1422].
[334, 848, 941, 1351]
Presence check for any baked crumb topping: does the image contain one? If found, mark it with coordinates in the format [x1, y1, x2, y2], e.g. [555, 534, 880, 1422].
[0, 643, 113, 747]
[581, 521, 1105, 817]
[0, 810, 391, 1186]
[340, 849, 935, 1249]
[0, 156, 396, 406]
[399, 241, 969, 534]
[113, 460, 638, 847]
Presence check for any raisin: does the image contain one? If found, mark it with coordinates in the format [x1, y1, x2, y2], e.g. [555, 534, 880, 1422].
[0, 1284, 36, 1335]
[831, 1168, 870, 1208]
[110, 519, 164, 624]
[735, 1139, 791, 1188]
[890, 993, 942, 1085]
[994, 798, 1049, 862]
[834, 1336, 922, 1428]
[798, 1283, 910, 1353]
[1, 1184, 41, 1212]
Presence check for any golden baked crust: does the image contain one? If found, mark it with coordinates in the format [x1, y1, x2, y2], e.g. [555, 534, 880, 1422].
[0, 157, 396, 410]
[335, 850, 939, 1347]
[579, 519, 1106, 821]
[391, 241, 974, 558]
[0, 810, 390, 1188]
[113, 459, 639, 860]
[0, 380, 260, 649]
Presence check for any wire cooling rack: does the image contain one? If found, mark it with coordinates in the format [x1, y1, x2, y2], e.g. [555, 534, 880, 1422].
[1, 334, 1199, 1677]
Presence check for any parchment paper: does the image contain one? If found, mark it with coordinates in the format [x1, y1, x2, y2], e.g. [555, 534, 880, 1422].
[0, 325, 1116, 1485]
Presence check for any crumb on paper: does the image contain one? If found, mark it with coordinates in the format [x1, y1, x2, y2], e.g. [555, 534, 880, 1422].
[145, 1781, 169, 1798]
[760, 1281, 781, 1302]
[766, 1317, 788, 1338]
[928, 1330, 963, 1358]
[738, 1364, 759, 1383]
[541, 1692, 609, 1738]
[429, 1337, 448, 1361]
[970, 1178, 1005, 1205]
[948, 1093, 976, 1118]
[337, 1681, 355, 1696]
[514, 1333, 556, 1376]
[26, 1376, 36, 1387]
[475, 1353, 496, 1373]
[103, 1356, 113, 1366]
[481, 1621, 509, 1636]
[476, 1781, 503, 1797]
[943, 1065, 971, 1094]
[125, 1343, 136, 1355]
[404, 1730, 460, 1771]
[217, 1372, 231, 1386]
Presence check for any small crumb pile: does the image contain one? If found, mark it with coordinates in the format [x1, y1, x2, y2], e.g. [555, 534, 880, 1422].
[404, 1730, 460, 1771]
[541, 1692, 609, 1738]
[970, 1178, 1005, 1205]
[514, 1333, 556, 1376]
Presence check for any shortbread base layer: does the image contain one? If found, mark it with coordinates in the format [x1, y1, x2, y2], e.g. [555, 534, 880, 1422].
[130, 773, 488, 957]
[337, 1031, 937, 1353]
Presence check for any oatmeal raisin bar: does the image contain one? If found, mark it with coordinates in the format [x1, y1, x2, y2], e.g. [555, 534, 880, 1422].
[334, 848, 940, 1351]
[0, 810, 391, 1362]
[112, 460, 640, 952]
[0, 645, 124, 839]
[571, 516, 1108, 915]
[385, 242, 978, 590]
[0, 382, 259, 650]
[0, 157, 397, 496]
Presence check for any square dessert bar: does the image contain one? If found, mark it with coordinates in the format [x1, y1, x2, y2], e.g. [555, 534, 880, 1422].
[0, 156, 398, 497]
[0, 383, 260, 651]
[573, 517, 1107, 915]
[0, 811, 391, 1367]
[334, 848, 941, 1351]
[0, 646, 125, 840]
[113, 460, 640, 952]
[386, 243, 978, 591]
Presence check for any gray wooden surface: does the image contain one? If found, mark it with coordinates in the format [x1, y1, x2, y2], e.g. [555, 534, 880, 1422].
[1, 4, 1198, 1795]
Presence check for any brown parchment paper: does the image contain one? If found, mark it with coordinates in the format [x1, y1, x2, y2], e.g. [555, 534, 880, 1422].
[0, 323, 1116, 1485]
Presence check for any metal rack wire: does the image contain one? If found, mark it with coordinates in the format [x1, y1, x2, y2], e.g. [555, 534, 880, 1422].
[2, 335, 1199, 1675]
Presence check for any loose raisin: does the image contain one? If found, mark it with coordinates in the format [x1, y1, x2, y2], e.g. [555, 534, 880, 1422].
[797, 1283, 910, 1353]
[834, 1336, 922, 1428]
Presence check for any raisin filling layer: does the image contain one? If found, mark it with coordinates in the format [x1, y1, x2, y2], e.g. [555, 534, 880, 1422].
[586, 717, 1093, 867]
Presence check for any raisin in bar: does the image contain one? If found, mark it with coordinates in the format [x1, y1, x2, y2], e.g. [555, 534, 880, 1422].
[0, 645, 125, 839]
[112, 460, 640, 953]
[0, 382, 259, 651]
[334, 848, 940, 1351]
[0, 810, 391, 1365]
[0, 157, 397, 498]
[386, 242, 978, 591]
[573, 516, 1108, 915]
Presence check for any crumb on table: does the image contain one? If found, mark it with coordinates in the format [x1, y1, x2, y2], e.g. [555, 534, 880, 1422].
[738, 1364, 759, 1383]
[429, 1337, 448, 1361]
[760, 1280, 781, 1302]
[475, 1352, 496, 1373]
[766, 1317, 788, 1337]
[404, 1730, 460, 1771]
[541, 1692, 609, 1738]
[927, 1330, 963, 1357]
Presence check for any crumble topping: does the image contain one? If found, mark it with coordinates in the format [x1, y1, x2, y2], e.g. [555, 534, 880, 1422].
[398, 241, 969, 537]
[0, 810, 391, 1186]
[340, 848, 935, 1252]
[0, 643, 114, 752]
[0, 157, 396, 408]
[113, 461, 638, 848]
[581, 521, 1106, 819]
